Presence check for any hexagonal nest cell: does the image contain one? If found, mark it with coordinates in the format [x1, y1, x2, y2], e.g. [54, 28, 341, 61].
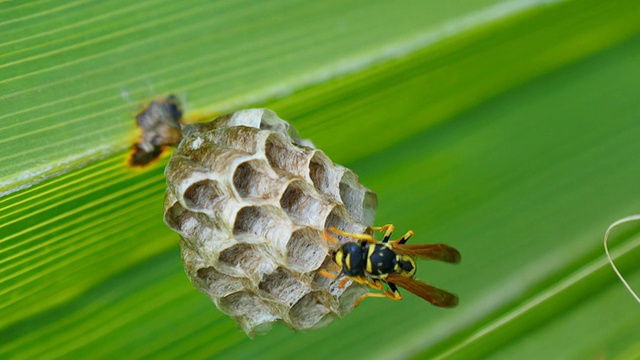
[286, 227, 327, 273]
[163, 108, 377, 336]
[289, 291, 334, 330]
[308, 151, 337, 200]
[217, 291, 280, 335]
[258, 267, 309, 307]
[265, 133, 313, 179]
[280, 181, 330, 228]
[183, 178, 225, 211]
[164, 201, 221, 246]
[339, 170, 378, 225]
[232, 205, 291, 245]
[217, 243, 277, 282]
[195, 266, 246, 298]
[232, 160, 285, 200]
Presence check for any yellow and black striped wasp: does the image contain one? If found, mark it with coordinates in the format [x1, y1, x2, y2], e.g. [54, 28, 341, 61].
[319, 224, 460, 308]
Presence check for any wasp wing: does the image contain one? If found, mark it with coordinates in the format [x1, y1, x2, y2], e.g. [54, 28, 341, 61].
[391, 243, 461, 263]
[387, 273, 458, 308]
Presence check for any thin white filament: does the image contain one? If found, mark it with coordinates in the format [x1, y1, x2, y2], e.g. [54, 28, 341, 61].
[604, 214, 640, 304]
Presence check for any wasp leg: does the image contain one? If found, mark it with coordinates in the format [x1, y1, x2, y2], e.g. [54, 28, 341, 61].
[338, 277, 351, 289]
[340, 276, 383, 290]
[370, 224, 395, 243]
[348, 276, 369, 286]
[386, 282, 403, 300]
[317, 269, 337, 279]
[353, 280, 403, 307]
[370, 224, 413, 244]
[391, 230, 415, 245]
[329, 227, 377, 244]
[353, 287, 402, 307]
[339, 276, 365, 289]
[354, 292, 389, 307]
[368, 279, 384, 290]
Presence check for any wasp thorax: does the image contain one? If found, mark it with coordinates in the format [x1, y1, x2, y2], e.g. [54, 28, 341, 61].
[163, 108, 377, 336]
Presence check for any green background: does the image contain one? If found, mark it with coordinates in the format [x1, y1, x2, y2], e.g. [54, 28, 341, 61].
[1, 0, 640, 358]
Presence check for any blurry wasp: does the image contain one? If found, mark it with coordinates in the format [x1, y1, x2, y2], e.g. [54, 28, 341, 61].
[130, 95, 183, 167]
[319, 224, 460, 308]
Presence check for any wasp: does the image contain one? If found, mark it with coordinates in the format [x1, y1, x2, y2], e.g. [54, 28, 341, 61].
[130, 95, 183, 167]
[319, 224, 460, 308]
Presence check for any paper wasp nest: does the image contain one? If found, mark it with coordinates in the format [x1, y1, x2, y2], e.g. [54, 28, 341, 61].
[163, 109, 377, 336]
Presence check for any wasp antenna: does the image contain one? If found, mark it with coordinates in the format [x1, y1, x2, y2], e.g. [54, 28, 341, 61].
[322, 229, 339, 245]
[329, 226, 377, 243]
[317, 269, 337, 280]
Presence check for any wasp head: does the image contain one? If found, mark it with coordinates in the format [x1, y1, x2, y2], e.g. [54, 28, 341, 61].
[396, 255, 417, 278]
[335, 242, 365, 276]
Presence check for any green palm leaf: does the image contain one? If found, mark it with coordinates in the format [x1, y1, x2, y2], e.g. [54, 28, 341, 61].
[2, 0, 639, 359]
